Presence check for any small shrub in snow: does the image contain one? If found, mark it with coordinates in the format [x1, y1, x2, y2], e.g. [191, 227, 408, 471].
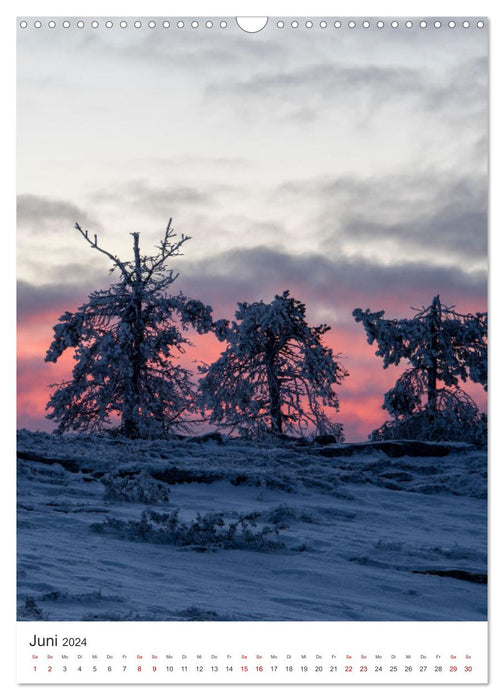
[101, 471, 171, 504]
[17, 597, 45, 620]
[266, 505, 316, 525]
[370, 401, 487, 448]
[91, 508, 286, 551]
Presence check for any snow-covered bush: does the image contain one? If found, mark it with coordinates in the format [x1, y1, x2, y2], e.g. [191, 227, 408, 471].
[370, 401, 487, 448]
[45, 221, 213, 438]
[17, 597, 45, 620]
[266, 505, 316, 525]
[91, 508, 287, 551]
[198, 291, 347, 439]
[102, 471, 171, 504]
[353, 295, 487, 445]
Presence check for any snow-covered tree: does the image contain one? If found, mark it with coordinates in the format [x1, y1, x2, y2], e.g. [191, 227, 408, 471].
[198, 291, 348, 438]
[353, 295, 487, 444]
[45, 221, 213, 438]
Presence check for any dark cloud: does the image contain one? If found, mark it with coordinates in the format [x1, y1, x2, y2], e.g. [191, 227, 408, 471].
[18, 242, 486, 332]
[17, 275, 108, 323]
[17, 195, 99, 230]
[276, 171, 487, 264]
[177, 245, 486, 323]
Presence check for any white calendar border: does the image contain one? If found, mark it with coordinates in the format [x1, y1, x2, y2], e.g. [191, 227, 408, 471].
[17, 620, 488, 685]
[4, 0, 502, 697]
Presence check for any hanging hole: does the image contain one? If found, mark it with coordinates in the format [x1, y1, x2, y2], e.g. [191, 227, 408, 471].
[236, 17, 268, 33]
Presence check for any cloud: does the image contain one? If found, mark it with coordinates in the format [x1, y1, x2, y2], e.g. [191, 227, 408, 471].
[90, 180, 244, 217]
[129, 155, 251, 171]
[17, 277, 108, 324]
[100, 28, 288, 70]
[275, 170, 487, 268]
[177, 245, 487, 324]
[205, 52, 487, 127]
[17, 195, 99, 230]
[206, 62, 424, 123]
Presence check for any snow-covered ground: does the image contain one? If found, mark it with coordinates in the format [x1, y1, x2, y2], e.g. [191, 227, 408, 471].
[17, 430, 486, 622]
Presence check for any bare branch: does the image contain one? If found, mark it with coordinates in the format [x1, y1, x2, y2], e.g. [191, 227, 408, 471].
[75, 222, 130, 279]
[144, 220, 191, 282]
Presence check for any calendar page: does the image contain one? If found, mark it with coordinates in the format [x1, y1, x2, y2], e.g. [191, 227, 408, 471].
[16, 10, 488, 686]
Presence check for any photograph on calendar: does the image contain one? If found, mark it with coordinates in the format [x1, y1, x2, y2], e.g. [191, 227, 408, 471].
[17, 18, 487, 625]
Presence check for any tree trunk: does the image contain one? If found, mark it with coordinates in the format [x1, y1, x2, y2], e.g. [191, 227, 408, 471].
[427, 295, 441, 414]
[265, 335, 282, 434]
[267, 365, 283, 434]
[122, 233, 145, 439]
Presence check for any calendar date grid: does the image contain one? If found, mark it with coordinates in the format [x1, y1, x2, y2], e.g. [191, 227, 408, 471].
[28, 650, 476, 679]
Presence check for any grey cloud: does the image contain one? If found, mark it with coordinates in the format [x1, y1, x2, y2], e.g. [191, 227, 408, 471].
[205, 51, 487, 126]
[18, 244, 486, 340]
[277, 171, 487, 263]
[92, 180, 244, 215]
[17, 195, 99, 230]
[177, 245, 486, 323]
[423, 57, 487, 123]
[18, 280, 86, 321]
[206, 63, 422, 122]
[83, 26, 288, 73]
